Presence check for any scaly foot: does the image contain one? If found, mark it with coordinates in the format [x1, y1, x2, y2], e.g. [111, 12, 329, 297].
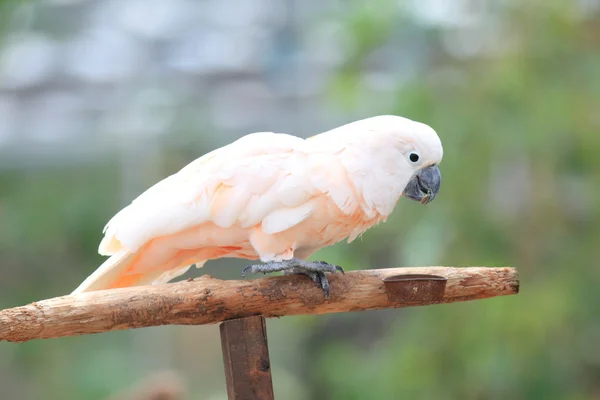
[242, 258, 344, 299]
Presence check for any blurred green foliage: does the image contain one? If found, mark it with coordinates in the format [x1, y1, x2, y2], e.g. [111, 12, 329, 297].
[1, 1, 600, 399]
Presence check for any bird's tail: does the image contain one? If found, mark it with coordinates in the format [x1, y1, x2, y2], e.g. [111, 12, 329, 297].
[71, 249, 201, 295]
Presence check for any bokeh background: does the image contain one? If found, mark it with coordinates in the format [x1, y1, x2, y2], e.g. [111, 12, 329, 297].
[1, 0, 599, 399]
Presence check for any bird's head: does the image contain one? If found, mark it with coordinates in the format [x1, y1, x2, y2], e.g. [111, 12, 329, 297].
[395, 117, 443, 205]
[312, 114, 444, 209]
[359, 115, 443, 205]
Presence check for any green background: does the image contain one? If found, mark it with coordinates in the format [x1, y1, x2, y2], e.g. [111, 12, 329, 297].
[1, 1, 599, 399]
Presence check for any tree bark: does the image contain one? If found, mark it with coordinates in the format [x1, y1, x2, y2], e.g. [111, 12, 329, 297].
[0, 266, 518, 343]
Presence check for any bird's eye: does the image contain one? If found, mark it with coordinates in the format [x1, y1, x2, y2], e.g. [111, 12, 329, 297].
[408, 152, 420, 163]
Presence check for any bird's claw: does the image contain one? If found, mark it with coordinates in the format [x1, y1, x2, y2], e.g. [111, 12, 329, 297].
[313, 260, 344, 274]
[241, 265, 252, 278]
[240, 259, 344, 299]
[333, 265, 345, 274]
[303, 270, 330, 299]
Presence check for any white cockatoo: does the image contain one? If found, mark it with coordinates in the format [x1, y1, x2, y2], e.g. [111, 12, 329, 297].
[72, 115, 443, 298]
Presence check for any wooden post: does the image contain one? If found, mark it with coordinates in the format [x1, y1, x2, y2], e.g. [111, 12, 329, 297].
[220, 316, 274, 400]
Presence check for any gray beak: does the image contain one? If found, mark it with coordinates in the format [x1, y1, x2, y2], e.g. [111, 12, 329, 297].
[404, 164, 441, 205]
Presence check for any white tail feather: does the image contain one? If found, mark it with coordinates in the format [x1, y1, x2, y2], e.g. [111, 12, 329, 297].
[72, 251, 207, 294]
[71, 250, 136, 294]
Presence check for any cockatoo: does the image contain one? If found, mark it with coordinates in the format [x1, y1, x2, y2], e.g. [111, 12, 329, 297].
[72, 115, 443, 298]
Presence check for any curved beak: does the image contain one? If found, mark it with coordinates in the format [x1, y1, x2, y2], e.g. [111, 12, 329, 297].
[404, 164, 441, 205]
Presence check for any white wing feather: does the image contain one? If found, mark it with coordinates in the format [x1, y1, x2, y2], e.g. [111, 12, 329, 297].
[99, 132, 335, 255]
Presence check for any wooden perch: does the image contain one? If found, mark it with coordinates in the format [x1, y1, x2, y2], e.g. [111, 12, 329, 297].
[0, 266, 518, 343]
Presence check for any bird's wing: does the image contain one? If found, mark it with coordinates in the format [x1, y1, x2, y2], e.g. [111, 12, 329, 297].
[98, 131, 343, 256]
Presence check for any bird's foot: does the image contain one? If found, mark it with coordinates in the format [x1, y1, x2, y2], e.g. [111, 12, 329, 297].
[242, 258, 344, 299]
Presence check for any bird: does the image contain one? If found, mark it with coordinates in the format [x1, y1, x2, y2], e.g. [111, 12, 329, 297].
[71, 115, 443, 298]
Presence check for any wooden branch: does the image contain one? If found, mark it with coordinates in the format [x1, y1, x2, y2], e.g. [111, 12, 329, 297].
[0, 266, 518, 343]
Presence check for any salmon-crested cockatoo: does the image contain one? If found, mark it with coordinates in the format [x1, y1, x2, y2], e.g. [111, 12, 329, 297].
[72, 115, 443, 298]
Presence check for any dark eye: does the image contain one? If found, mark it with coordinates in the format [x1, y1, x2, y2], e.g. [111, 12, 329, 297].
[409, 152, 420, 163]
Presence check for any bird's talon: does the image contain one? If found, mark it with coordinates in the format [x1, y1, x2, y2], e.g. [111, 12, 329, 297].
[320, 276, 330, 299]
[335, 266, 345, 274]
[314, 273, 322, 287]
[242, 265, 253, 278]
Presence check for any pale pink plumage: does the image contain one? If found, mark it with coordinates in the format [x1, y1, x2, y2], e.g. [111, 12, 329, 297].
[72, 115, 443, 294]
